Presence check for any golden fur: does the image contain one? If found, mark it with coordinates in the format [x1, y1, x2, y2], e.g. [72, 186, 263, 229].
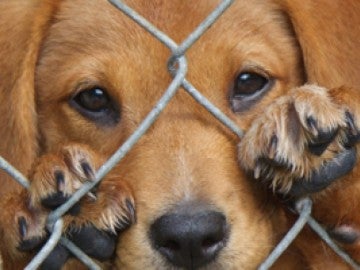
[0, 0, 359, 269]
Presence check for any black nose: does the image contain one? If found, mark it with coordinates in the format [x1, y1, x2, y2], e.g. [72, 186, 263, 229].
[150, 207, 229, 269]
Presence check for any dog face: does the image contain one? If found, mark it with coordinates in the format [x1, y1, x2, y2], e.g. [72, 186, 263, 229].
[34, 0, 303, 268]
[2, 0, 360, 269]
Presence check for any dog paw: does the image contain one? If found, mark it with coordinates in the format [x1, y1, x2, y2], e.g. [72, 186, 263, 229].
[40, 226, 119, 270]
[30, 144, 135, 231]
[15, 201, 48, 252]
[238, 84, 360, 196]
[4, 144, 135, 266]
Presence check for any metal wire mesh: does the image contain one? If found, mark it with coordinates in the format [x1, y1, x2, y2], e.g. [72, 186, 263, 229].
[0, 0, 359, 269]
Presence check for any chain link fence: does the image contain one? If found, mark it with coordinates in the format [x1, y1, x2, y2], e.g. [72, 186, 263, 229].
[1, 0, 360, 269]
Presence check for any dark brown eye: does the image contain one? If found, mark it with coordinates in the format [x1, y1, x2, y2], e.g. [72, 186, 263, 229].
[230, 71, 274, 113]
[74, 88, 110, 112]
[70, 87, 120, 125]
[233, 72, 269, 97]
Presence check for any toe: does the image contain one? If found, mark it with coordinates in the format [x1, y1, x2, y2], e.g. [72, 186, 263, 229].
[40, 244, 71, 270]
[308, 128, 338, 156]
[68, 226, 116, 261]
[343, 111, 360, 148]
[17, 216, 47, 252]
[287, 148, 356, 197]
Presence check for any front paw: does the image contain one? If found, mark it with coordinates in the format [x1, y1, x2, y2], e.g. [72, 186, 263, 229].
[238, 84, 360, 196]
[2, 144, 136, 268]
[30, 144, 136, 232]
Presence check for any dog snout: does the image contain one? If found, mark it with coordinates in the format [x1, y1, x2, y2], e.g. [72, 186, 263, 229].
[150, 205, 229, 269]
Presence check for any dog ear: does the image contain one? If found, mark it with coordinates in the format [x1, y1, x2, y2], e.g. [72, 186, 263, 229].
[0, 1, 59, 190]
[277, 0, 360, 88]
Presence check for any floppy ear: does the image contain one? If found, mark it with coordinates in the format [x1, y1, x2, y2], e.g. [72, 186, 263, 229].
[0, 1, 59, 191]
[276, 0, 360, 88]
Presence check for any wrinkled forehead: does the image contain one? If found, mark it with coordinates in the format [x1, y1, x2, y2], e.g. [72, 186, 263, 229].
[37, 0, 297, 117]
[43, 0, 288, 57]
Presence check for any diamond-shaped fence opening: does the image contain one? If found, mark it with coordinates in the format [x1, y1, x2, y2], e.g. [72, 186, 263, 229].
[0, 0, 359, 269]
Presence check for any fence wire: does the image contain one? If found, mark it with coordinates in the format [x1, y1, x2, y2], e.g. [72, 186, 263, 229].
[0, 0, 359, 269]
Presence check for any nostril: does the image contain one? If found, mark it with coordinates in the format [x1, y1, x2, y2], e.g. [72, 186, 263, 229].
[202, 236, 221, 249]
[159, 239, 182, 260]
[200, 231, 228, 260]
[150, 209, 229, 269]
[202, 237, 218, 248]
[162, 240, 181, 251]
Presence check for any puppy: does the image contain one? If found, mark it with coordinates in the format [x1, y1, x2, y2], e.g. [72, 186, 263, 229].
[0, 0, 359, 269]
[238, 1, 360, 268]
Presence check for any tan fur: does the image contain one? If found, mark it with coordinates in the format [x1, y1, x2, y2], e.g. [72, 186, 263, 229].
[239, 84, 349, 191]
[0, 0, 359, 269]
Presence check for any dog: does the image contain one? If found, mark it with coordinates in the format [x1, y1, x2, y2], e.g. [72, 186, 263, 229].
[0, 0, 360, 269]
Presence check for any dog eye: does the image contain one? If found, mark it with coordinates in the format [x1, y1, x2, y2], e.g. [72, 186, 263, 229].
[71, 87, 120, 125]
[233, 72, 269, 97]
[74, 88, 111, 112]
[230, 71, 273, 113]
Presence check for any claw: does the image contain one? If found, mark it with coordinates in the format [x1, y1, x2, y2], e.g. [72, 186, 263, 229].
[86, 191, 97, 201]
[126, 199, 136, 224]
[268, 135, 278, 159]
[306, 116, 319, 136]
[81, 161, 95, 180]
[345, 111, 357, 136]
[55, 171, 65, 192]
[18, 217, 27, 239]
[254, 164, 261, 179]
[344, 111, 360, 148]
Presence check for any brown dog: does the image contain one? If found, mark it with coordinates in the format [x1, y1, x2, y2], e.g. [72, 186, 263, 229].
[0, 0, 360, 269]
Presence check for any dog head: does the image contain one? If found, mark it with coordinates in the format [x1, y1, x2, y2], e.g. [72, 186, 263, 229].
[1, 0, 359, 268]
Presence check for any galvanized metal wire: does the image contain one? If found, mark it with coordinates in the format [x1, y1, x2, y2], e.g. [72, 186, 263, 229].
[0, 0, 359, 269]
[0, 156, 30, 189]
[307, 217, 360, 269]
[24, 219, 64, 270]
[258, 198, 313, 270]
[0, 156, 102, 269]
[59, 237, 101, 270]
